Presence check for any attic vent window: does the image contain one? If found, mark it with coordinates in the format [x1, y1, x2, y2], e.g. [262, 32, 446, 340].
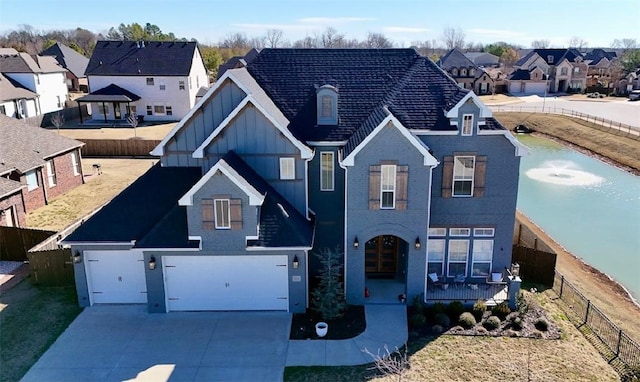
[316, 84, 338, 125]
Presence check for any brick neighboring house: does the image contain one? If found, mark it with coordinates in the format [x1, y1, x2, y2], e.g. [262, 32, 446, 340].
[437, 49, 494, 95]
[509, 48, 587, 94]
[0, 114, 84, 227]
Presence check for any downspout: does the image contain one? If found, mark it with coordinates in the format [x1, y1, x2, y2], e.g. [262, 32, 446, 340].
[337, 149, 349, 298]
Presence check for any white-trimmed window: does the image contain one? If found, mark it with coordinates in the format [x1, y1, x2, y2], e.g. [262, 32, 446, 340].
[427, 239, 445, 276]
[166, 106, 173, 116]
[320, 152, 334, 191]
[279, 158, 295, 180]
[71, 152, 81, 176]
[472, 240, 494, 277]
[154, 105, 166, 115]
[146, 77, 154, 86]
[473, 228, 495, 237]
[25, 170, 38, 191]
[46, 160, 56, 187]
[453, 156, 475, 197]
[214, 199, 230, 229]
[448, 239, 469, 277]
[451, 68, 458, 76]
[462, 114, 473, 136]
[146, 105, 153, 116]
[461, 68, 467, 76]
[321, 95, 333, 118]
[380, 165, 396, 209]
[98, 104, 109, 115]
[450, 228, 471, 237]
[547, 55, 554, 63]
[179, 80, 185, 90]
[428, 228, 447, 237]
[561, 67, 568, 76]
[159, 80, 166, 91]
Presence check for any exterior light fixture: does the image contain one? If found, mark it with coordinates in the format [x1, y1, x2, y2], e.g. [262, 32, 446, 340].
[72, 250, 82, 264]
[148, 256, 157, 270]
[292, 255, 299, 269]
[415, 237, 421, 250]
[353, 236, 359, 249]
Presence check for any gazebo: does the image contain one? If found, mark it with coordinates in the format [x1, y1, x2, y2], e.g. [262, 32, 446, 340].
[75, 84, 141, 124]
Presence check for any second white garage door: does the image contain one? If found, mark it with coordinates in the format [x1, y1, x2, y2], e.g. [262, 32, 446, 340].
[84, 250, 147, 305]
[163, 255, 289, 312]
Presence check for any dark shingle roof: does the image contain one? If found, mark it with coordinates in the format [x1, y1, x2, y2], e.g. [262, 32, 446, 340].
[134, 205, 199, 249]
[0, 53, 65, 73]
[508, 68, 548, 81]
[0, 177, 23, 199]
[516, 48, 583, 67]
[0, 114, 83, 175]
[40, 42, 89, 79]
[64, 164, 201, 243]
[584, 49, 617, 66]
[222, 151, 313, 248]
[0, 73, 38, 102]
[86, 40, 200, 76]
[437, 49, 480, 72]
[76, 84, 141, 102]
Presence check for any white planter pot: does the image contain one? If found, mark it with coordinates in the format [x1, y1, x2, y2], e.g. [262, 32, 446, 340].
[315, 322, 328, 337]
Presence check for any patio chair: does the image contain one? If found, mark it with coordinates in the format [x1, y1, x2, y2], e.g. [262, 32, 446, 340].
[428, 273, 446, 291]
[485, 271, 506, 289]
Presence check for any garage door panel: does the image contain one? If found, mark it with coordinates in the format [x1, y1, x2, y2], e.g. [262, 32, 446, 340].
[163, 255, 289, 311]
[85, 250, 147, 304]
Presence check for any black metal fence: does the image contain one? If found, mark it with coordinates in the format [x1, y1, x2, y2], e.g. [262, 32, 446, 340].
[553, 272, 640, 375]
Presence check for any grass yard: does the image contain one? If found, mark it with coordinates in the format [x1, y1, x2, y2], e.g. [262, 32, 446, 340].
[57, 122, 176, 140]
[0, 279, 82, 382]
[26, 158, 156, 231]
[494, 112, 640, 173]
[284, 291, 620, 381]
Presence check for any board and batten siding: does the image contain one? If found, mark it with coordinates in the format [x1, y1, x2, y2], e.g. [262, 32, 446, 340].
[162, 79, 246, 167]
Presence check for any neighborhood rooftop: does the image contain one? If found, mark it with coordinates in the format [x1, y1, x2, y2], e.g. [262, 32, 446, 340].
[40, 42, 89, 79]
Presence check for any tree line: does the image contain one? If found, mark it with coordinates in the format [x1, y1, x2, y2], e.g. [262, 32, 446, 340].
[1, 23, 638, 77]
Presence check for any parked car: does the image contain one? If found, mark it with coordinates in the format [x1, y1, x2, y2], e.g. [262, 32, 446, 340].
[629, 90, 640, 101]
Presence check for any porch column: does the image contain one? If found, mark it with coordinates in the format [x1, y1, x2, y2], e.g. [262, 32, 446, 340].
[507, 275, 522, 310]
[102, 101, 107, 123]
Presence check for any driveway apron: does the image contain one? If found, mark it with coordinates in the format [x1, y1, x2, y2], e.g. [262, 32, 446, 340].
[21, 305, 291, 382]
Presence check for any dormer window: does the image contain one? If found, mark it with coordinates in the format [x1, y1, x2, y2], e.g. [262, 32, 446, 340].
[316, 84, 338, 125]
[547, 55, 554, 64]
[461, 68, 467, 76]
[451, 68, 458, 76]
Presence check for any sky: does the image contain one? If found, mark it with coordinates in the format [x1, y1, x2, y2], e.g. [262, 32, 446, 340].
[0, 0, 638, 48]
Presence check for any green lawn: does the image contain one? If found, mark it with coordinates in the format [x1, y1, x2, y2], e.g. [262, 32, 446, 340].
[0, 278, 82, 382]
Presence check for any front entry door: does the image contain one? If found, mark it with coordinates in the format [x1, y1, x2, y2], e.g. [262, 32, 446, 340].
[113, 103, 121, 119]
[365, 235, 398, 274]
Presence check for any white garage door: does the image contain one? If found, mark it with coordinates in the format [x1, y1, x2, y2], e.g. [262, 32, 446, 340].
[525, 82, 547, 94]
[85, 250, 147, 304]
[163, 255, 289, 312]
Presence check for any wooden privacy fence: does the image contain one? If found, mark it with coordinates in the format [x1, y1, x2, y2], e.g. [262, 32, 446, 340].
[554, 272, 640, 376]
[80, 139, 160, 157]
[0, 226, 55, 261]
[511, 245, 557, 287]
[27, 248, 74, 286]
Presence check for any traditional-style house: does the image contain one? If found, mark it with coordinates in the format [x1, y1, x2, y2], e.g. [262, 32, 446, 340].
[438, 49, 494, 95]
[41, 42, 89, 92]
[509, 49, 587, 94]
[0, 73, 39, 118]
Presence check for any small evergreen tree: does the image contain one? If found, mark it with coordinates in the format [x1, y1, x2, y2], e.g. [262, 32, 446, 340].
[311, 248, 346, 320]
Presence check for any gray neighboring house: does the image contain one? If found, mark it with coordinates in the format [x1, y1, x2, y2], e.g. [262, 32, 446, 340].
[63, 49, 526, 313]
[464, 52, 500, 67]
[40, 42, 89, 92]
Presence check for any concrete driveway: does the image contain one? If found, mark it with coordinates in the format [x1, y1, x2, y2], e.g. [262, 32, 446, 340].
[21, 305, 291, 382]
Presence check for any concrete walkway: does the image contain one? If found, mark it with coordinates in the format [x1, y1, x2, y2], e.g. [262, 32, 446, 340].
[286, 305, 407, 366]
[21, 304, 407, 382]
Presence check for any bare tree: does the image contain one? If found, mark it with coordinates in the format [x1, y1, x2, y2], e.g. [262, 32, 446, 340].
[531, 39, 551, 49]
[611, 38, 638, 50]
[249, 36, 266, 50]
[50, 111, 65, 135]
[220, 32, 250, 50]
[441, 26, 465, 50]
[320, 27, 345, 48]
[292, 35, 319, 48]
[365, 32, 393, 48]
[264, 29, 284, 48]
[567, 36, 588, 50]
[127, 112, 138, 138]
[363, 345, 410, 381]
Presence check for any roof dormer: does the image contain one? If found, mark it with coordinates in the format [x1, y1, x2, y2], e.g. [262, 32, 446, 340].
[317, 84, 338, 125]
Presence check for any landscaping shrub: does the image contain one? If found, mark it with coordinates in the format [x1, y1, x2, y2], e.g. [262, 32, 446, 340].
[412, 294, 425, 315]
[476, 326, 487, 334]
[505, 329, 519, 338]
[409, 313, 427, 328]
[491, 302, 511, 320]
[532, 330, 543, 338]
[431, 325, 444, 334]
[535, 317, 550, 331]
[516, 292, 529, 318]
[434, 313, 450, 328]
[472, 300, 487, 321]
[458, 312, 476, 329]
[432, 302, 446, 314]
[484, 315, 501, 330]
[511, 316, 524, 331]
[447, 301, 464, 319]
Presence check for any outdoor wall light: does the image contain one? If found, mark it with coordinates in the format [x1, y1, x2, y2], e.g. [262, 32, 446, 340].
[292, 255, 299, 269]
[415, 237, 421, 250]
[148, 256, 156, 270]
[353, 236, 359, 249]
[72, 250, 82, 264]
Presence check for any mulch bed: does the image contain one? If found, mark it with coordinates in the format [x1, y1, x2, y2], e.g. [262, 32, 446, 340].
[289, 305, 366, 340]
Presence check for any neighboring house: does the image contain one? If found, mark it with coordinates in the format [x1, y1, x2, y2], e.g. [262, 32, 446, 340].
[63, 49, 526, 314]
[508, 48, 587, 94]
[0, 48, 69, 114]
[78, 41, 208, 123]
[437, 49, 494, 95]
[615, 68, 640, 94]
[0, 73, 39, 118]
[0, 114, 84, 227]
[40, 42, 89, 92]
[464, 52, 500, 68]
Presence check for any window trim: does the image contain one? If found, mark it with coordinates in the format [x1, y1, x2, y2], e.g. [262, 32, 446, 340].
[71, 152, 80, 176]
[321, 95, 333, 118]
[320, 151, 334, 191]
[473, 228, 495, 237]
[447, 239, 469, 277]
[214, 199, 230, 229]
[427, 239, 446, 276]
[462, 114, 473, 136]
[146, 77, 154, 86]
[428, 228, 447, 237]
[452, 156, 475, 197]
[279, 157, 295, 180]
[179, 80, 185, 90]
[380, 164, 396, 209]
[46, 160, 56, 187]
[449, 228, 471, 237]
[25, 170, 38, 191]
[471, 239, 494, 277]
